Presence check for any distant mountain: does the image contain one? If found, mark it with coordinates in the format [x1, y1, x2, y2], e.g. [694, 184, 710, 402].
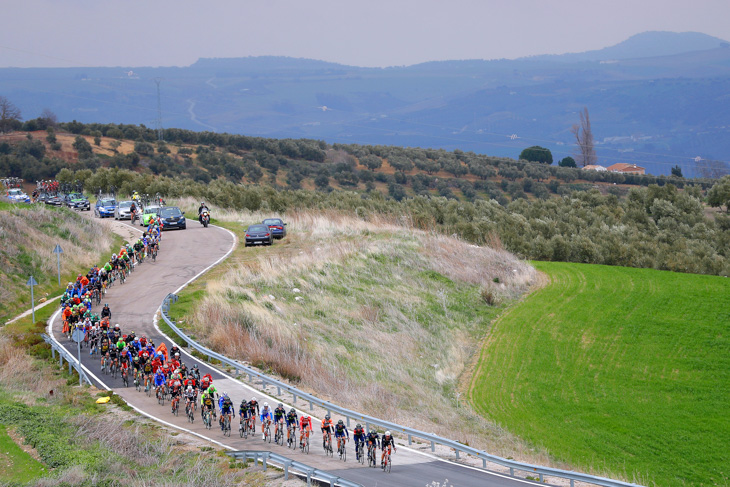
[2, 32, 730, 176]
[531, 31, 729, 62]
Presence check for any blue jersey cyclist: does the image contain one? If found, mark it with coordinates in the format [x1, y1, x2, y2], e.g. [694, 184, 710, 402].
[260, 402, 273, 439]
[334, 419, 349, 452]
[218, 392, 234, 430]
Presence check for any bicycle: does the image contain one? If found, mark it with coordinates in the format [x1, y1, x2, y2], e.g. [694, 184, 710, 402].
[300, 430, 310, 454]
[151, 245, 158, 262]
[186, 400, 195, 423]
[356, 439, 365, 464]
[171, 395, 180, 416]
[287, 423, 297, 449]
[382, 449, 392, 473]
[338, 437, 347, 462]
[121, 367, 128, 387]
[222, 413, 231, 437]
[156, 386, 165, 406]
[274, 420, 284, 446]
[110, 359, 118, 379]
[203, 408, 212, 430]
[134, 370, 141, 391]
[263, 420, 272, 442]
[368, 442, 377, 468]
[323, 431, 333, 457]
[101, 355, 109, 375]
[145, 375, 153, 396]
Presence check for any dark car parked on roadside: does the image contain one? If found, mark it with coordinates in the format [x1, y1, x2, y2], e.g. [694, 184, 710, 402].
[159, 206, 186, 230]
[64, 192, 91, 211]
[262, 218, 287, 239]
[44, 193, 63, 206]
[245, 224, 273, 247]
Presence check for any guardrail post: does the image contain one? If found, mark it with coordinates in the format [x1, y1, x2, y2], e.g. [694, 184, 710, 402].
[248, 373, 252, 382]
[293, 394, 297, 403]
[510, 467, 514, 476]
[346, 416, 350, 427]
[309, 401, 313, 411]
[68, 360, 72, 374]
[262, 456, 267, 471]
[431, 441, 435, 452]
[482, 458, 486, 468]
[59, 354, 63, 367]
[51, 347, 56, 359]
[365, 424, 369, 434]
[306, 471, 312, 486]
[455, 449, 460, 460]
[570, 479, 574, 487]
[283, 461, 290, 480]
[408, 434, 412, 445]
[277, 385, 281, 395]
[539, 473, 544, 482]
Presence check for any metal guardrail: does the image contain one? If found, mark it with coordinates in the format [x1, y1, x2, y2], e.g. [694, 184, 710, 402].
[228, 450, 362, 487]
[162, 294, 644, 487]
[41, 333, 93, 386]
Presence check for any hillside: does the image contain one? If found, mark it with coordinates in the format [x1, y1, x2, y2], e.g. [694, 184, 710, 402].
[469, 262, 730, 486]
[0, 201, 118, 323]
[3, 32, 730, 175]
[166, 205, 553, 464]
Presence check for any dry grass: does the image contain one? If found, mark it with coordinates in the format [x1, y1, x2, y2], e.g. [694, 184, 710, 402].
[0, 204, 114, 320]
[180, 207, 548, 462]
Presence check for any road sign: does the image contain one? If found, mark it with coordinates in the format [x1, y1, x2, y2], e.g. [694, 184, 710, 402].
[52, 244, 63, 286]
[26, 276, 38, 322]
[72, 328, 85, 343]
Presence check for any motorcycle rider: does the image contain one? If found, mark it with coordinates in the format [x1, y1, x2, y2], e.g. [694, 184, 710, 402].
[198, 201, 209, 224]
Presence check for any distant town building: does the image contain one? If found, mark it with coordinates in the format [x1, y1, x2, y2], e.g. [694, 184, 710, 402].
[582, 165, 607, 172]
[606, 163, 646, 175]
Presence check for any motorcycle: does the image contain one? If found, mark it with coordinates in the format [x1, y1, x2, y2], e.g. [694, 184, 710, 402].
[200, 210, 210, 228]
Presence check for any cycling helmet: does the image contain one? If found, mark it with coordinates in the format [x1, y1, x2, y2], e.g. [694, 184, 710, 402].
[193, 364, 198, 369]
[187, 386, 193, 391]
[278, 403, 283, 408]
[325, 414, 330, 420]
[175, 352, 180, 358]
[114, 324, 120, 330]
[133, 357, 139, 363]
[251, 397, 256, 401]
[356, 424, 362, 429]
[223, 392, 228, 398]
[338, 420, 343, 425]
[290, 408, 296, 414]
[385, 431, 391, 436]
[263, 402, 269, 407]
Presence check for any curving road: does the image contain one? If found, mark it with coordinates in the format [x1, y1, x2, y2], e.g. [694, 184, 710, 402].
[50, 218, 536, 487]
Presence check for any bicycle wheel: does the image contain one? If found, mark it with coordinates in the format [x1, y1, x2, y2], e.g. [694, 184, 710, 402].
[341, 443, 346, 462]
[386, 454, 391, 473]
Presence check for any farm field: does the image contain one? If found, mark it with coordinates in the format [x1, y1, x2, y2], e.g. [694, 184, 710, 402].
[469, 262, 730, 487]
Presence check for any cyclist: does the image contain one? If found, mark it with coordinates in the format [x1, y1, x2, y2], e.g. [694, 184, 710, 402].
[321, 414, 334, 449]
[184, 385, 196, 412]
[366, 429, 380, 454]
[285, 407, 298, 446]
[101, 303, 111, 319]
[299, 415, 313, 448]
[353, 423, 366, 459]
[169, 375, 183, 413]
[260, 402, 273, 440]
[239, 398, 250, 431]
[381, 431, 397, 468]
[248, 397, 260, 430]
[334, 419, 349, 453]
[200, 391, 215, 422]
[273, 403, 286, 440]
[154, 368, 167, 398]
[218, 392, 234, 431]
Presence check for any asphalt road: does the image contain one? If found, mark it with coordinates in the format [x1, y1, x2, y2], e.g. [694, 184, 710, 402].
[50, 217, 536, 487]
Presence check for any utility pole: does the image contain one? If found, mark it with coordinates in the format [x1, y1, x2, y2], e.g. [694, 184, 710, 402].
[154, 78, 163, 141]
[26, 276, 38, 323]
[53, 244, 63, 286]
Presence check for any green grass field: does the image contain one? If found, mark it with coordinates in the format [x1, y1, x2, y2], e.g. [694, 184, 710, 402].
[469, 262, 730, 487]
[0, 424, 45, 483]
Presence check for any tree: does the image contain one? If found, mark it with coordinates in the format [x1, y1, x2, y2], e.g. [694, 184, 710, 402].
[571, 107, 597, 167]
[360, 154, 382, 171]
[39, 108, 58, 129]
[707, 175, 730, 212]
[0, 96, 22, 133]
[558, 156, 577, 168]
[109, 140, 122, 153]
[671, 165, 683, 178]
[696, 159, 730, 179]
[519, 146, 553, 165]
[72, 135, 93, 158]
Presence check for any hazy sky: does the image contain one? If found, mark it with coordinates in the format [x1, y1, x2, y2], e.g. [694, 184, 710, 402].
[2, 0, 729, 68]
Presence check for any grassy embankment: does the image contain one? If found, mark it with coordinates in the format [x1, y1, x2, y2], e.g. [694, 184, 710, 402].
[0, 201, 119, 323]
[0, 203, 287, 487]
[469, 262, 730, 486]
[167, 203, 552, 461]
